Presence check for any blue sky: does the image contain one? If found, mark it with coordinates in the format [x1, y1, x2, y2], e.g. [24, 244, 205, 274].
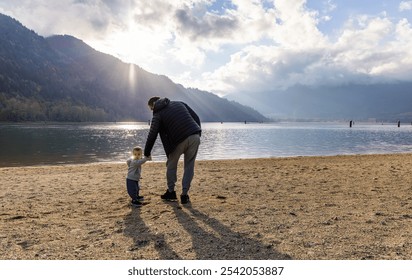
[1, 0, 412, 96]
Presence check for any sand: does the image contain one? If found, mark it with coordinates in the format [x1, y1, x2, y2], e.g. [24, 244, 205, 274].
[1, 154, 412, 260]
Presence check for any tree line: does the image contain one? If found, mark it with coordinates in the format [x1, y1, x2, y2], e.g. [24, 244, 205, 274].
[0, 93, 110, 122]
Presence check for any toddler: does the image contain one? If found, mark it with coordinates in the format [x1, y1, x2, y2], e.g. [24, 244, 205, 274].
[126, 146, 151, 207]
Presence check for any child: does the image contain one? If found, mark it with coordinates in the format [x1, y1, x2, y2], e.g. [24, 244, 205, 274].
[126, 146, 151, 207]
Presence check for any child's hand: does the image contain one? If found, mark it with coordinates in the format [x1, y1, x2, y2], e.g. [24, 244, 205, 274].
[145, 155, 152, 161]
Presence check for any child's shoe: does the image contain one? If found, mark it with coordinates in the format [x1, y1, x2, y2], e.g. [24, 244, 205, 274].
[131, 200, 143, 207]
[160, 190, 177, 200]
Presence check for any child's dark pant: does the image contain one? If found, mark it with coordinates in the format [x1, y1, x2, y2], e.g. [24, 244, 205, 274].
[126, 178, 140, 200]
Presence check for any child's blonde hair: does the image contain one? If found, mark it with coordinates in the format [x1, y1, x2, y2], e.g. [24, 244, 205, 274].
[133, 146, 142, 153]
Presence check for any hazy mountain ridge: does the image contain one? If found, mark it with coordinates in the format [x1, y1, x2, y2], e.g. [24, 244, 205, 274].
[0, 13, 267, 122]
[227, 81, 412, 122]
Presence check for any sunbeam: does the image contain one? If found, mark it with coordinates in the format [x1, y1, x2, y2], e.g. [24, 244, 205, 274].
[128, 63, 136, 90]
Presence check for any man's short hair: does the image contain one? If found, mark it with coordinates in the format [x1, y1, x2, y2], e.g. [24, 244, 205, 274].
[148, 97, 161, 107]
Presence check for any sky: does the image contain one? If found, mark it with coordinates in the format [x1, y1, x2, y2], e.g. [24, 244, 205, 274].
[1, 0, 412, 97]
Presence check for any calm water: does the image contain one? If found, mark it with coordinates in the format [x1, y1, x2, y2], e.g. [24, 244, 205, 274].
[1, 122, 412, 166]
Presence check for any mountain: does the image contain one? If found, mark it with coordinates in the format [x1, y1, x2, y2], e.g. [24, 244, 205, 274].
[227, 82, 412, 122]
[0, 13, 267, 122]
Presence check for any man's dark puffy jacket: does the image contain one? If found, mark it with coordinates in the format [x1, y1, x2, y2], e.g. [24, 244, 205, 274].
[144, 98, 201, 157]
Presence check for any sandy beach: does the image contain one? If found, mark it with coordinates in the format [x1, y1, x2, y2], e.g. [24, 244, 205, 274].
[1, 154, 412, 260]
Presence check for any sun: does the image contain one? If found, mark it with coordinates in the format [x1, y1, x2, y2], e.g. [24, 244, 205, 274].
[88, 20, 171, 71]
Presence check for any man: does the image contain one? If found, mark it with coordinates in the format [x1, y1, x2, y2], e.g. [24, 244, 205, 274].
[144, 97, 201, 204]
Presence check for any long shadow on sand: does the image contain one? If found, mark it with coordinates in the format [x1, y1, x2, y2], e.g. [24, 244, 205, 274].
[124, 203, 291, 260]
[168, 204, 292, 260]
[123, 207, 181, 259]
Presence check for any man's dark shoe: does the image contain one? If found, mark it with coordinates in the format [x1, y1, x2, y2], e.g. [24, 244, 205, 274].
[180, 194, 190, 204]
[161, 190, 177, 200]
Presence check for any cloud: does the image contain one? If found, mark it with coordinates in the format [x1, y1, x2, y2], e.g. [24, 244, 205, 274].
[270, 0, 327, 48]
[0, 0, 122, 38]
[132, 0, 175, 29]
[1, 0, 412, 96]
[399, 1, 412, 11]
[323, 0, 337, 13]
[200, 10, 412, 95]
[201, 46, 327, 93]
[174, 7, 239, 41]
[106, 0, 279, 72]
[168, 0, 278, 51]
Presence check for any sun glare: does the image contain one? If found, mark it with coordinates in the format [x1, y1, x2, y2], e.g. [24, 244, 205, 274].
[98, 18, 171, 70]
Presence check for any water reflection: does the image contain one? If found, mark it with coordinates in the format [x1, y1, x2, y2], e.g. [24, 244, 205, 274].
[1, 122, 412, 166]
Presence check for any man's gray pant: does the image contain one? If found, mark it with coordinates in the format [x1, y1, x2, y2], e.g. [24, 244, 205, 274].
[166, 133, 200, 195]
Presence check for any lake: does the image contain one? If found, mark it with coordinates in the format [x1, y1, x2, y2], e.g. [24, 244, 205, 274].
[1, 122, 412, 167]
